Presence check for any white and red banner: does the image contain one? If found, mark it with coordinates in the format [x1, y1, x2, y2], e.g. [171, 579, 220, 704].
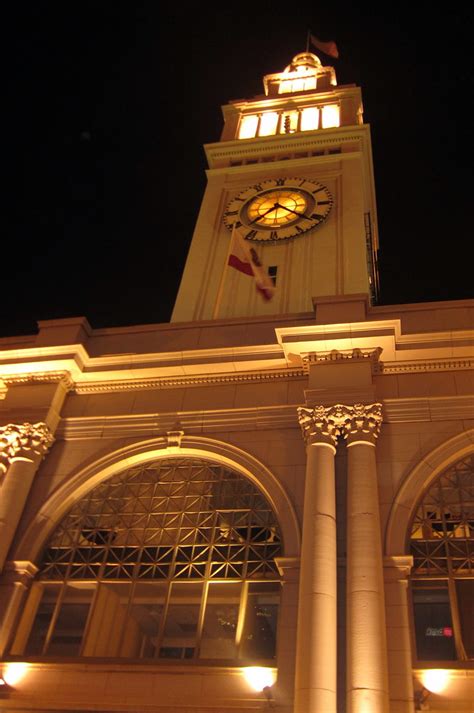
[228, 226, 275, 301]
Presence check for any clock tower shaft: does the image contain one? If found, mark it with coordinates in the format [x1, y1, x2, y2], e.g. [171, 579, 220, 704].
[171, 52, 379, 322]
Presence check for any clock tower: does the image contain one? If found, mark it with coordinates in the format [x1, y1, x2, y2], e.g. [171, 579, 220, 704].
[172, 51, 379, 322]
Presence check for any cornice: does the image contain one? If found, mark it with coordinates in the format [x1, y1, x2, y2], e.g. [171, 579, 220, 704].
[56, 395, 474, 440]
[0, 357, 471, 395]
[376, 357, 473, 374]
[205, 125, 369, 165]
[74, 367, 306, 394]
[1, 370, 75, 390]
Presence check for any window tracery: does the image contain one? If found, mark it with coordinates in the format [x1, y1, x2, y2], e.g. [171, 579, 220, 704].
[12, 458, 282, 662]
[409, 454, 474, 660]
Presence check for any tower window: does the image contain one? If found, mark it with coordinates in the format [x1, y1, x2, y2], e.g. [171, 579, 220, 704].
[321, 104, 340, 129]
[258, 112, 279, 137]
[238, 114, 259, 139]
[301, 106, 319, 131]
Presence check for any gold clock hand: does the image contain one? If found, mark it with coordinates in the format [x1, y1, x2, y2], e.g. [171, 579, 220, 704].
[274, 203, 306, 219]
[249, 203, 280, 224]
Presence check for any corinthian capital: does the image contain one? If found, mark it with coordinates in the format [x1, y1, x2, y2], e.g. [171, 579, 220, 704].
[338, 403, 383, 445]
[0, 422, 54, 473]
[297, 403, 383, 446]
[297, 405, 341, 446]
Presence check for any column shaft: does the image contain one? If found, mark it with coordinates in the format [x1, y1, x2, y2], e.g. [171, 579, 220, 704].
[295, 442, 337, 713]
[346, 442, 389, 713]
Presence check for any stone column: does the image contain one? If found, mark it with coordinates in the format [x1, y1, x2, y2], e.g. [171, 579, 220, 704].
[294, 406, 339, 713]
[341, 403, 390, 713]
[0, 423, 54, 572]
[384, 556, 415, 713]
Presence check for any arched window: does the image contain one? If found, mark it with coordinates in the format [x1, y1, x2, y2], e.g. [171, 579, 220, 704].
[409, 454, 474, 661]
[12, 458, 283, 662]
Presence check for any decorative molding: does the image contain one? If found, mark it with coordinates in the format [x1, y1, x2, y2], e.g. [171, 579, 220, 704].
[383, 555, 414, 579]
[2, 560, 39, 585]
[0, 378, 7, 400]
[206, 128, 368, 163]
[376, 358, 473, 374]
[73, 368, 305, 394]
[301, 347, 383, 372]
[0, 422, 55, 473]
[297, 403, 383, 446]
[166, 430, 184, 448]
[297, 404, 340, 446]
[2, 370, 74, 390]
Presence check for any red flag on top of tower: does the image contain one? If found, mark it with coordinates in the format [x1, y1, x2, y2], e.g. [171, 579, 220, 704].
[309, 34, 339, 59]
[228, 226, 275, 301]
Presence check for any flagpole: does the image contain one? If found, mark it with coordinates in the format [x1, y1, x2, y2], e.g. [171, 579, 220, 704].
[306, 29, 311, 53]
[212, 223, 236, 319]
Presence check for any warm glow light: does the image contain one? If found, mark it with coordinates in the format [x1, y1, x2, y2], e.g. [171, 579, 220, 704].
[238, 114, 258, 139]
[2, 662, 29, 686]
[321, 104, 340, 129]
[258, 112, 279, 137]
[243, 666, 276, 692]
[421, 669, 451, 694]
[301, 106, 319, 131]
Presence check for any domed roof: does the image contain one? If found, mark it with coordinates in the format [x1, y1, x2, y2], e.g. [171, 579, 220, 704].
[285, 52, 322, 73]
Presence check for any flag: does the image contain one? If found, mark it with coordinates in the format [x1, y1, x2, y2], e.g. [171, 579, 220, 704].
[228, 226, 275, 301]
[310, 34, 339, 59]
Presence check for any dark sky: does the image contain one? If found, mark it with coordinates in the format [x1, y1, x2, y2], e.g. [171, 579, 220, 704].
[3, 4, 473, 337]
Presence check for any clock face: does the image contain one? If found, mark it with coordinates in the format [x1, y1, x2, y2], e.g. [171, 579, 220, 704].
[223, 177, 333, 242]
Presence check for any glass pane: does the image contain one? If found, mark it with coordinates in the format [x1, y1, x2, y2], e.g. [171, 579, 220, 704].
[258, 112, 278, 137]
[412, 585, 456, 660]
[240, 582, 280, 660]
[25, 585, 58, 655]
[200, 582, 241, 659]
[238, 115, 258, 139]
[160, 583, 203, 659]
[301, 107, 319, 131]
[321, 104, 340, 129]
[128, 582, 167, 658]
[456, 580, 474, 658]
[47, 585, 92, 656]
[82, 582, 134, 657]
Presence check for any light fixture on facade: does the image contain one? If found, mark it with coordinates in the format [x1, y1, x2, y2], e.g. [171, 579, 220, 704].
[242, 667, 276, 706]
[2, 662, 29, 686]
[421, 668, 450, 694]
[415, 669, 452, 710]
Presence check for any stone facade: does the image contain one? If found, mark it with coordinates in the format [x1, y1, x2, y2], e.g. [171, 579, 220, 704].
[0, 52, 473, 713]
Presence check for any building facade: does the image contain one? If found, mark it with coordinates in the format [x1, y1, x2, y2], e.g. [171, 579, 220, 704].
[0, 52, 473, 713]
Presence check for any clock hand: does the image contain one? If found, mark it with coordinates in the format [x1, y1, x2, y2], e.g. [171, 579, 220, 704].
[274, 203, 306, 219]
[249, 203, 280, 224]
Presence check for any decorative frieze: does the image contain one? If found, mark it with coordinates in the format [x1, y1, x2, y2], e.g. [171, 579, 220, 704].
[0, 422, 54, 474]
[297, 403, 383, 446]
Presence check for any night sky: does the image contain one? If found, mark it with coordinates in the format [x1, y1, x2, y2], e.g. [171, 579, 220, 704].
[4, 5, 473, 337]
